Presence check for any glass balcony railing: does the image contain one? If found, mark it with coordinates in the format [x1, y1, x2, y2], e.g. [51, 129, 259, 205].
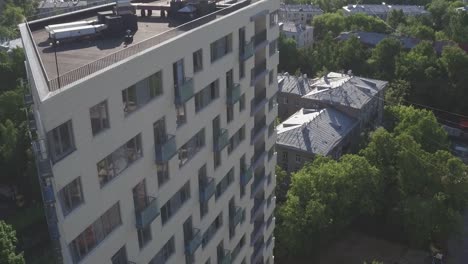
[155, 134, 177, 162]
[251, 117, 267, 142]
[185, 228, 202, 255]
[230, 206, 244, 228]
[240, 167, 253, 186]
[250, 198, 265, 221]
[226, 83, 241, 105]
[199, 177, 216, 203]
[251, 175, 266, 198]
[239, 41, 254, 61]
[135, 196, 160, 228]
[219, 250, 232, 264]
[214, 129, 229, 152]
[251, 60, 267, 85]
[42, 184, 55, 204]
[175, 77, 194, 105]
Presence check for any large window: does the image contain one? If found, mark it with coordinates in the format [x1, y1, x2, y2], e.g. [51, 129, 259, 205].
[178, 129, 205, 167]
[122, 71, 162, 115]
[59, 177, 84, 216]
[69, 203, 121, 263]
[111, 246, 128, 264]
[195, 80, 219, 112]
[211, 34, 233, 62]
[90, 101, 109, 136]
[97, 134, 142, 188]
[193, 49, 203, 73]
[149, 236, 175, 264]
[227, 126, 245, 154]
[161, 181, 191, 224]
[202, 213, 223, 248]
[137, 225, 152, 249]
[215, 168, 234, 200]
[47, 120, 75, 162]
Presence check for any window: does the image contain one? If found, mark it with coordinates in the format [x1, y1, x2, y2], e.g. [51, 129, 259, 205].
[239, 94, 245, 112]
[195, 80, 219, 112]
[90, 101, 109, 135]
[122, 71, 162, 114]
[227, 105, 234, 123]
[269, 39, 277, 56]
[161, 181, 191, 224]
[211, 34, 233, 62]
[97, 134, 142, 188]
[69, 203, 121, 263]
[47, 120, 75, 162]
[227, 126, 245, 155]
[202, 213, 223, 248]
[215, 168, 234, 200]
[239, 61, 245, 79]
[59, 177, 84, 216]
[149, 236, 175, 264]
[269, 69, 274, 85]
[176, 104, 187, 126]
[270, 10, 278, 27]
[178, 129, 205, 167]
[193, 49, 203, 73]
[268, 121, 275, 137]
[157, 163, 169, 187]
[137, 225, 152, 249]
[111, 246, 128, 264]
[268, 146, 275, 161]
[295, 154, 301, 163]
[268, 94, 277, 111]
[282, 151, 288, 162]
[240, 155, 246, 198]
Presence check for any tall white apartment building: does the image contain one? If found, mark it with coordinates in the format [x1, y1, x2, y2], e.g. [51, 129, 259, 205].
[19, 0, 279, 263]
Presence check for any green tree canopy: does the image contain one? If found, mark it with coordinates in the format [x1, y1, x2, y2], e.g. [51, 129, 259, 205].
[0, 221, 25, 264]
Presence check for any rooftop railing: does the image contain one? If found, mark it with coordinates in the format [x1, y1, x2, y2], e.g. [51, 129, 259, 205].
[26, 0, 251, 91]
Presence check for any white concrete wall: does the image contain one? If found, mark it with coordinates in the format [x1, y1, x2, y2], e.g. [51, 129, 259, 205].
[22, 0, 279, 263]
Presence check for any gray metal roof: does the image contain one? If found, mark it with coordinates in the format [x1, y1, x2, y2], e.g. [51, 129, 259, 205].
[279, 4, 323, 13]
[276, 108, 358, 156]
[342, 4, 428, 16]
[302, 72, 388, 110]
[277, 74, 314, 96]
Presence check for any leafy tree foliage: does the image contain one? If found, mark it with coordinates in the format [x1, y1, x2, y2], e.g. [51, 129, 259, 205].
[0, 221, 25, 264]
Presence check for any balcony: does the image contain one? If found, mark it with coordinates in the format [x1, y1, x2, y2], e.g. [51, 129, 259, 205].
[155, 134, 177, 163]
[251, 117, 267, 143]
[175, 77, 194, 105]
[230, 206, 244, 228]
[250, 90, 267, 116]
[135, 196, 160, 229]
[226, 83, 241, 105]
[239, 40, 254, 61]
[185, 228, 202, 255]
[48, 219, 60, 240]
[24, 93, 33, 106]
[42, 184, 55, 204]
[240, 167, 253, 186]
[251, 175, 266, 198]
[199, 177, 216, 203]
[251, 222, 265, 245]
[32, 140, 53, 178]
[250, 199, 266, 221]
[251, 150, 266, 170]
[250, 60, 267, 85]
[253, 29, 267, 48]
[219, 250, 232, 264]
[214, 129, 229, 152]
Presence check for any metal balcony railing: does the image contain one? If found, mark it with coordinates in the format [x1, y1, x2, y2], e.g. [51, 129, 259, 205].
[185, 228, 202, 255]
[253, 29, 267, 47]
[32, 140, 53, 178]
[42, 184, 55, 204]
[214, 128, 229, 152]
[226, 83, 241, 105]
[240, 167, 253, 186]
[175, 77, 194, 105]
[154, 134, 177, 163]
[199, 177, 216, 203]
[239, 40, 254, 61]
[135, 196, 160, 229]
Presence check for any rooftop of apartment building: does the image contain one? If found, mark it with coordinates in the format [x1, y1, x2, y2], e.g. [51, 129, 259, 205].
[22, 0, 249, 90]
[278, 72, 388, 110]
[336, 31, 456, 54]
[279, 3, 323, 13]
[342, 3, 428, 15]
[280, 21, 312, 33]
[276, 107, 358, 155]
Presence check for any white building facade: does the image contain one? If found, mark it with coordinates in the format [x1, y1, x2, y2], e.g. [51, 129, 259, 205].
[19, 0, 279, 263]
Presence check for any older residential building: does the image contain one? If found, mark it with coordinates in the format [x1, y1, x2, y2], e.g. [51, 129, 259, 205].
[20, 0, 279, 263]
[278, 3, 323, 25]
[279, 21, 313, 48]
[342, 4, 428, 19]
[278, 72, 388, 128]
[276, 108, 359, 173]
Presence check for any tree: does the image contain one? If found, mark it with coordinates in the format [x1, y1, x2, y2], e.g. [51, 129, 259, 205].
[346, 13, 389, 33]
[428, 0, 450, 30]
[278, 34, 299, 74]
[0, 221, 25, 264]
[275, 166, 289, 204]
[385, 79, 410, 105]
[336, 36, 369, 75]
[439, 46, 468, 114]
[368, 37, 403, 80]
[387, 9, 406, 29]
[312, 13, 346, 41]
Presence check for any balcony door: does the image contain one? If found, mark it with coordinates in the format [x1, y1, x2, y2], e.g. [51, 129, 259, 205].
[133, 179, 147, 211]
[153, 117, 167, 145]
